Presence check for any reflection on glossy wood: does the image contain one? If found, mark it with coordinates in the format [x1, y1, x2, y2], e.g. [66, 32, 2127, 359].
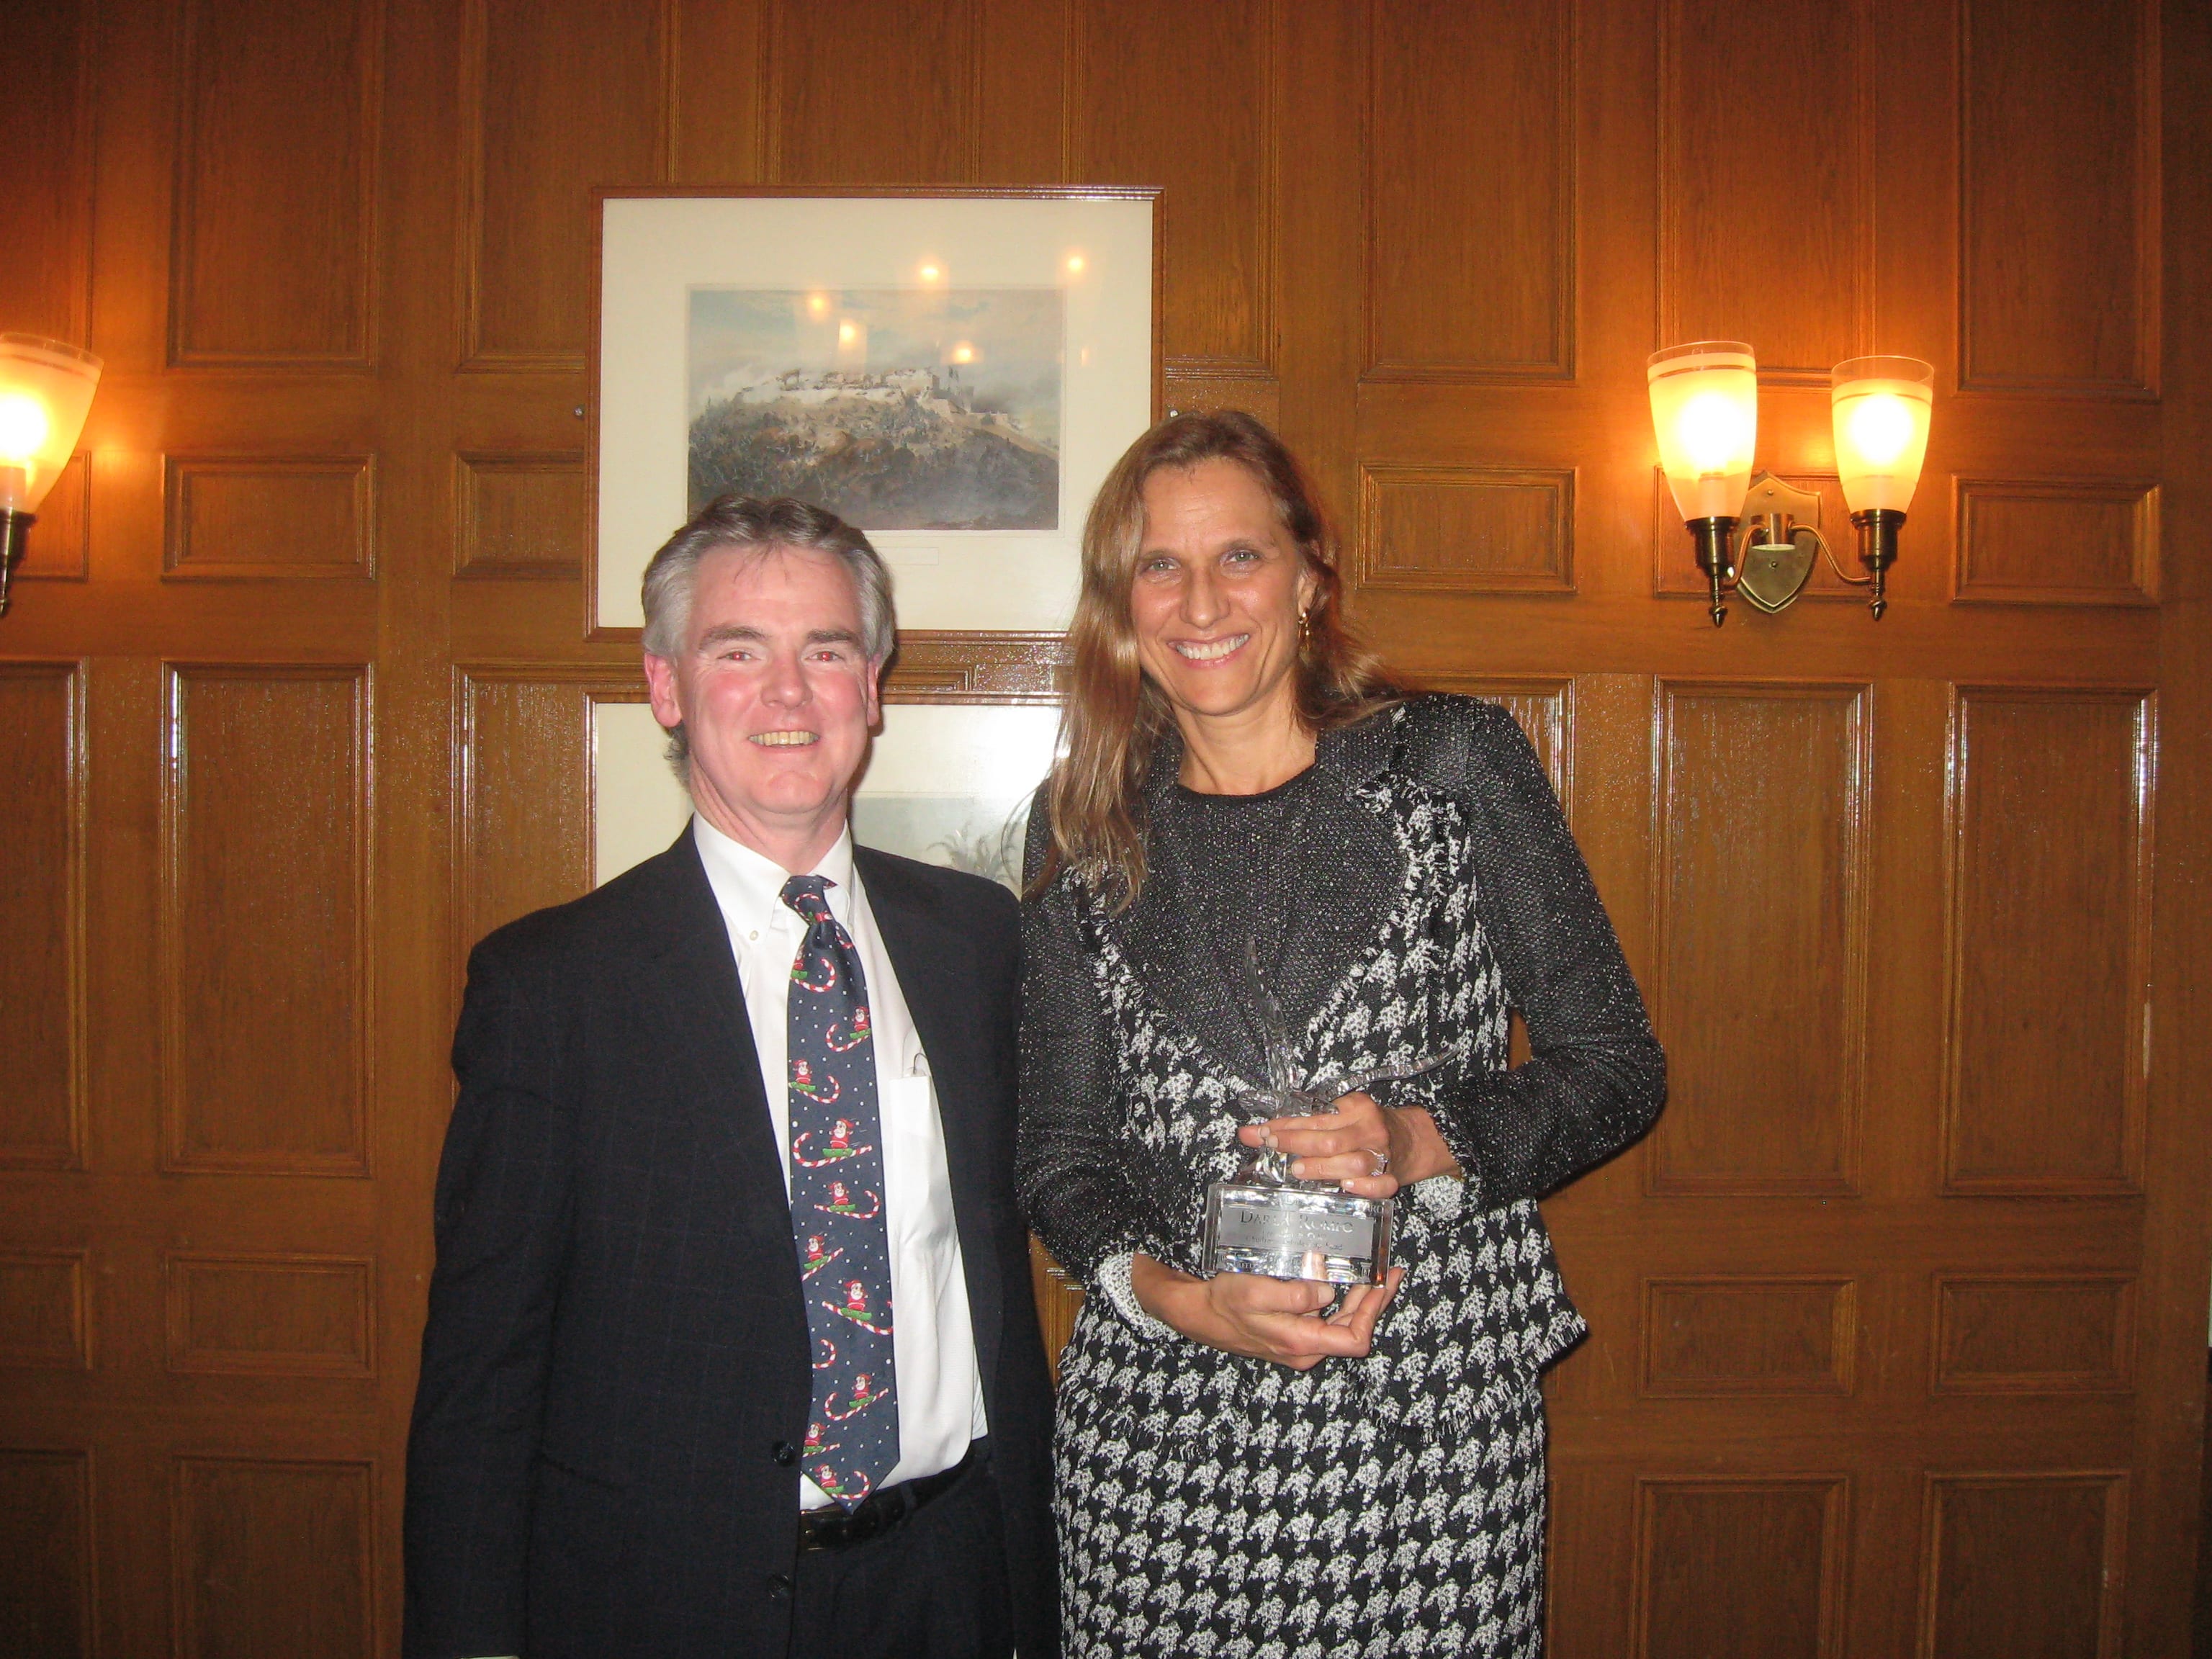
[1634, 1478, 1846, 1659]
[1642, 1277, 1854, 1395]
[162, 668, 371, 1176]
[1366, 0, 1573, 379]
[1953, 480, 2159, 606]
[0, 663, 83, 1169]
[1959, 0, 2156, 392]
[1028, 1239, 1083, 1383]
[1946, 689, 2152, 1193]
[1934, 1274, 2135, 1395]
[164, 457, 376, 580]
[1649, 684, 1867, 1194]
[171, 0, 377, 367]
[0, 1250, 89, 1370]
[1920, 1473, 2126, 1658]
[166, 1255, 374, 1378]
[173, 1457, 374, 1659]
[453, 453, 589, 578]
[0, 1448, 94, 1659]
[1356, 465, 1575, 594]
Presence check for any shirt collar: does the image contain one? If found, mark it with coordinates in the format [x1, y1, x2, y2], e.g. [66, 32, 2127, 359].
[691, 813, 858, 936]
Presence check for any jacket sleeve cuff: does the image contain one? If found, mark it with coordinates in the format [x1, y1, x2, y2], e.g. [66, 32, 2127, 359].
[1093, 1250, 1177, 1341]
[1424, 1097, 1491, 1210]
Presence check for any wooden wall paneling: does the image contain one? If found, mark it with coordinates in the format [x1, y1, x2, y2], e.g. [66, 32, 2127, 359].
[454, 669, 606, 979]
[1933, 1274, 2135, 1395]
[165, 1254, 374, 1378]
[1642, 1276, 1856, 1396]
[0, 662, 86, 1170]
[170, 0, 379, 368]
[160, 666, 372, 1177]
[1943, 688, 2153, 1194]
[1658, 0, 1871, 378]
[0, 0, 94, 345]
[1958, 0, 2159, 394]
[976, 0, 1069, 185]
[670, 0, 768, 184]
[884, 631, 1065, 704]
[163, 456, 377, 580]
[0, 1447, 95, 1658]
[1951, 478, 2160, 606]
[1028, 1246, 1082, 1384]
[1919, 1472, 2126, 1658]
[764, 0, 981, 184]
[1632, 1477, 1849, 1659]
[458, 0, 673, 368]
[451, 452, 588, 578]
[1403, 675, 1572, 804]
[0, 1250, 91, 1370]
[1069, 0, 1276, 378]
[1357, 464, 1576, 594]
[1647, 681, 1869, 1195]
[171, 1456, 374, 1659]
[1364, 0, 1575, 380]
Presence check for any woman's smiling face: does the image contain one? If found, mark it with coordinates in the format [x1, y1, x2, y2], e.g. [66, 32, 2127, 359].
[1128, 457, 1316, 732]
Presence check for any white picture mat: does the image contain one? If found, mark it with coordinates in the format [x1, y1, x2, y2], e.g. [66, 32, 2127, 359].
[592, 701, 1064, 889]
[598, 194, 1154, 633]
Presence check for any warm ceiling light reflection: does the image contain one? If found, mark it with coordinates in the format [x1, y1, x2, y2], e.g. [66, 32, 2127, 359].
[837, 320, 859, 346]
[918, 261, 943, 283]
[805, 291, 831, 319]
[950, 341, 976, 364]
[1066, 253, 1086, 275]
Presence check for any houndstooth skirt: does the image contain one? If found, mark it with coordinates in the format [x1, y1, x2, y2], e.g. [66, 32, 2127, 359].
[1051, 1299, 1548, 1658]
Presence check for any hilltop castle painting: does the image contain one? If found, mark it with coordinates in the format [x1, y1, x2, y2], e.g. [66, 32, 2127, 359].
[686, 287, 1063, 531]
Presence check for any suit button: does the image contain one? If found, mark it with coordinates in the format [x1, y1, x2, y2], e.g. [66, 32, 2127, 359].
[767, 1572, 794, 1602]
[772, 1441, 796, 1467]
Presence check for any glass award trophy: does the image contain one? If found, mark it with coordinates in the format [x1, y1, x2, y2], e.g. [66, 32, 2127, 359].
[1200, 941, 1446, 1286]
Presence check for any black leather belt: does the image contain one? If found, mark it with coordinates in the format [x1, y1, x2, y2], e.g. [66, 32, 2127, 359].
[796, 1439, 984, 1553]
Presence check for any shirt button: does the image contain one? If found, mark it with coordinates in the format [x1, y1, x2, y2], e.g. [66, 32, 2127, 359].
[771, 1440, 796, 1467]
[748, 929, 759, 940]
[766, 1572, 794, 1602]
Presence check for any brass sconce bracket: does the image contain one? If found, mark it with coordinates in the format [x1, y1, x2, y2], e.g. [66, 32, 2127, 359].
[1693, 472, 1886, 625]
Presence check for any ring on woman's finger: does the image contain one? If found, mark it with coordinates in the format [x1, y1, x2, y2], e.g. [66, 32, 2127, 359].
[1366, 1146, 1391, 1176]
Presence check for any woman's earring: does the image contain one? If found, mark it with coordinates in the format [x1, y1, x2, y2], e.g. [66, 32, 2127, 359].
[1297, 606, 1312, 647]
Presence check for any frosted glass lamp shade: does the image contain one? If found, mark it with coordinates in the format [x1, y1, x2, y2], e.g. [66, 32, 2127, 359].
[1647, 341, 1758, 522]
[1830, 356, 1933, 514]
[0, 333, 102, 514]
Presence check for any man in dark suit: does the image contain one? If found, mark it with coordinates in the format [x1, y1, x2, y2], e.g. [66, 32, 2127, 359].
[403, 496, 1057, 1659]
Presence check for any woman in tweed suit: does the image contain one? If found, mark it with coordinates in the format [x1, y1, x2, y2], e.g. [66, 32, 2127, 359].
[1017, 412, 1665, 1656]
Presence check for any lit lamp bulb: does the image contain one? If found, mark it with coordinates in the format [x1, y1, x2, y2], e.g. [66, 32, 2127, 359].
[1648, 341, 1758, 626]
[1830, 355, 1933, 620]
[0, 333, 102, 617]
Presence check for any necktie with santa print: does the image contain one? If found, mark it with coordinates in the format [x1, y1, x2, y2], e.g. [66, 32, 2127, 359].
[780, 874, 898, 1509]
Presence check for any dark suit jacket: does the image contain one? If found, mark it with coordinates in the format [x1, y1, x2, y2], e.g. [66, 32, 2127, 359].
[403, 828, 1057, 1659]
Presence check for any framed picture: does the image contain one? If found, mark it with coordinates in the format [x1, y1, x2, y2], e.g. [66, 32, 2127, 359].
[593, 700, 1063, 892]
[590, 186, 1159, 640]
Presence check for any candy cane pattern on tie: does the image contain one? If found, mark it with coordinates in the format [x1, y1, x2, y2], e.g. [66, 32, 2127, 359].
[780, 874, 897, 1510]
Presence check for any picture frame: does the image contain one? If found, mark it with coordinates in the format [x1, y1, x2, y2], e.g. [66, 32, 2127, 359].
[588, 186, 1161, 646]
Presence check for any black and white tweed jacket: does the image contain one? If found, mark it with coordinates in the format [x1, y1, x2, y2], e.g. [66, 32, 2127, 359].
[1017, 694, 1667, 1448]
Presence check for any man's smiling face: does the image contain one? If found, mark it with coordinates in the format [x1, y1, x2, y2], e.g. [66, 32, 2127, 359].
[642, 542, 881, 861]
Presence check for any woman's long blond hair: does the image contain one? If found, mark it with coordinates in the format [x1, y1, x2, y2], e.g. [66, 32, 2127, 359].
[1033, 410, 1399, 904]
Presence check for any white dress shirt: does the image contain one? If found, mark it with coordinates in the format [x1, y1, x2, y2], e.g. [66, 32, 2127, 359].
[691, 815, 988, 1511]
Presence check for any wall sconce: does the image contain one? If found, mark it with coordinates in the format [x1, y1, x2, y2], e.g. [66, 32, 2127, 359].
[0, 333, 103, 617]
[1649, 342, 1932, 626]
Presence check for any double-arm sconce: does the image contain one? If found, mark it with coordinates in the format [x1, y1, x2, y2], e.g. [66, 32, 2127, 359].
[0, 333, 103, 618]
[1648, 342, 1933, 626]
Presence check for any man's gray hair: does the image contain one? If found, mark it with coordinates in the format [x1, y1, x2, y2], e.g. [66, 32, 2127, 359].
[639, 495, 896, 662]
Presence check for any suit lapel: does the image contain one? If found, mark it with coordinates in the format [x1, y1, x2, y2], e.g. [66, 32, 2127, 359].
[630, 829, 800, 1277]
[856, 849, 1006, 1401]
